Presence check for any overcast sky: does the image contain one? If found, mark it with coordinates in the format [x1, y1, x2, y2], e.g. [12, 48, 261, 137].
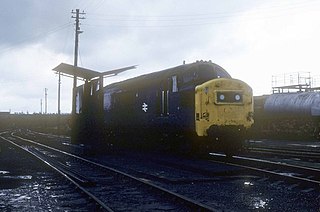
[1, 0, 320, 113]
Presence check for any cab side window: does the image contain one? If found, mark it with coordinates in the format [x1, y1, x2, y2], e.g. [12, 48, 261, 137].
[172, 75, 178, 92]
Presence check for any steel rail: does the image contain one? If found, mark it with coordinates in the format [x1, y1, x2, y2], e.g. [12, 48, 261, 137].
[0, 134, 114, 212]
[11, 132, 216, 211]
[209, 153, 320, 186]
[247, 146, 320, 159]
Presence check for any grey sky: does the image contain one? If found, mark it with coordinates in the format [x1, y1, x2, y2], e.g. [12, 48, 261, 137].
[1, 0, 320, 113]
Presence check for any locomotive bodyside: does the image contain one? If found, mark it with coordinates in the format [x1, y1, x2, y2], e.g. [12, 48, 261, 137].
[103, 61, 231, 138]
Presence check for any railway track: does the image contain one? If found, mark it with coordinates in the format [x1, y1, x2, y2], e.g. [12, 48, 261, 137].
[3, 129, 319, 210]
[209, 152, 320, 190]
[0, 131, 100, 211]
[246, 145, 320, 161]
[1, 131, 216, 211]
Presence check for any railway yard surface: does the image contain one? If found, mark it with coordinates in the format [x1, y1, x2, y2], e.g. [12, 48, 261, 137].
[0, 129, 319, 211]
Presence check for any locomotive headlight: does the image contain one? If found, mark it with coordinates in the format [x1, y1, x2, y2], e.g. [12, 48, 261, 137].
[235, 94, 241, 101]
[216, 91, 243, 104]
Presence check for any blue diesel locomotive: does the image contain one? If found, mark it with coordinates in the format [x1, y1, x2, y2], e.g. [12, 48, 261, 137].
[75, 61, 254, 153]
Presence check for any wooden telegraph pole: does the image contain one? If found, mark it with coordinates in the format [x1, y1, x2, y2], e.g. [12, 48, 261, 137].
[71, 9, 85, 114]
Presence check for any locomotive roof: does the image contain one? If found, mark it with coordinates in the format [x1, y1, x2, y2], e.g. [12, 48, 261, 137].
[103, 61, 230, 91]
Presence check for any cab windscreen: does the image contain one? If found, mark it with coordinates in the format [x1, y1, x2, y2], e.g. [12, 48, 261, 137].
[216, 91, 243, 104]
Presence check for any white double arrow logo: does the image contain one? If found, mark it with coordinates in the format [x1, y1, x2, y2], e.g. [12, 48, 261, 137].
[142, 103, 148, 112]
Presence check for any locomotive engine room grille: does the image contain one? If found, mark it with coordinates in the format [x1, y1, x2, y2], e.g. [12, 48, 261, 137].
[215, 91, 243, 104]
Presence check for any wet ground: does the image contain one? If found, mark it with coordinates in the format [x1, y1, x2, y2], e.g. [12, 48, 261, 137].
[247, 139, 320, 151]
[246, 139, 320, 169]
[91, 150, 320, 211]
[1, 132, 320, 211]
[0, 138, 94, 211]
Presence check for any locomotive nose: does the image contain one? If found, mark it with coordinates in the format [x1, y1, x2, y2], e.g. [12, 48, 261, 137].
[195, 78, 254, 137]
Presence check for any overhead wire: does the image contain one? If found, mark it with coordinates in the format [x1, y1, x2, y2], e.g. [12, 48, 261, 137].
[61, 23, 74, 57]
[0, 0, 317, 53]
[83, 0, 106, 13]
[88, 0, 319, 19]
[82, 9, 316, 29]
[0, 0, 317, 55]
[0, 22, 73, 55]
[84, 0, 320, 28]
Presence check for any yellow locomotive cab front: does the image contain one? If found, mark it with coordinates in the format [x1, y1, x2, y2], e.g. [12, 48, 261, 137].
[195, 78, 254, 138]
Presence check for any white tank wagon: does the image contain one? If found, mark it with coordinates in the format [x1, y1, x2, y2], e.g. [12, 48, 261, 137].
[253, 92, 320, 140]
[264, 92, 320, 116]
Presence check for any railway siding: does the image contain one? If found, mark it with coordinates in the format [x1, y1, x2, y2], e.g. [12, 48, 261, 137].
[0, 132, 96, 211]
[1, 130, 320, 211]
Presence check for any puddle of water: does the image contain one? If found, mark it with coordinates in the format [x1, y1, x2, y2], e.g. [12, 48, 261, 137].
[1, 175, 32, 180]
[41, 150, 57, 158]
[289, 143, 320, 148]
[251, 197, 269, 209]
[254, 199, 267, 209]
[17, 175, 32, 180]
[279, 172, 296, 177]
[33, 184, 39, 190]
[307, 145, 320, 148]
[244, 181, 254, 186]
[10, 195, 31, 203]
[209, 152, 226, 157]
[288, 144, 301, 146]
[249, 140, 263, 143]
